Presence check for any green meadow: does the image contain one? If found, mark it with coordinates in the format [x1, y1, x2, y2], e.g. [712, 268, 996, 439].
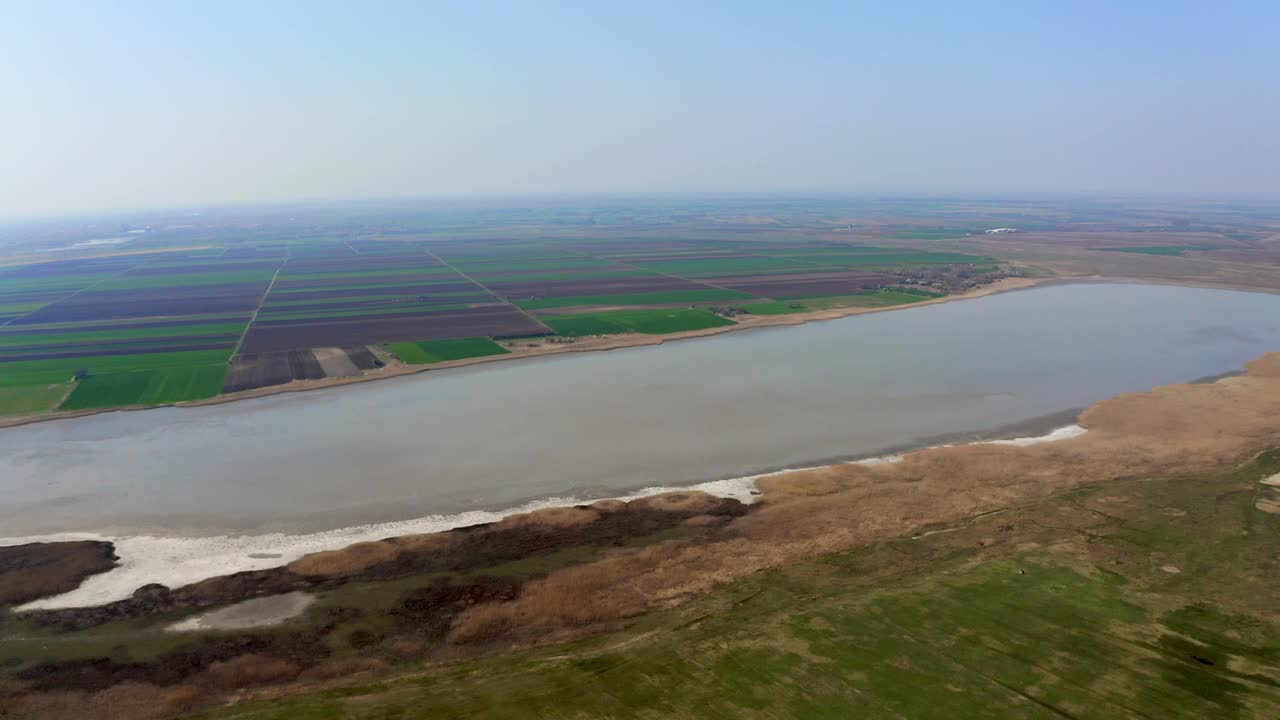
[387, 337, 511, 364]
[541, 308, 735, 335]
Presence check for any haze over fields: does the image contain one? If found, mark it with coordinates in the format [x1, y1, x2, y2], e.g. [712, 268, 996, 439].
[2, 1, 1279, 218]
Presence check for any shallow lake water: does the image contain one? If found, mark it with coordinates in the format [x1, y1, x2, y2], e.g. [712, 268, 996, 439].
[2, 282, 1279, 538]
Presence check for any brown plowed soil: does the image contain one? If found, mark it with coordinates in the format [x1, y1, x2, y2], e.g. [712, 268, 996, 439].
[0, 541, 118, 606]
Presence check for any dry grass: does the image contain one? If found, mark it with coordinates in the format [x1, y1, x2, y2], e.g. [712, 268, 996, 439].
[494, 506, 601, 529]
[10, 682, 202, 720]
[449, 352, 1280, 644]
[288, 541, 403, 578]
[202, 655, 302, 691]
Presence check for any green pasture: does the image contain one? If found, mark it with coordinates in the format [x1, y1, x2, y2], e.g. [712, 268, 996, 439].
[59, 364, 228, 409]
[387, 337, 512, 364]
[513, 288, 755, 310]
[541, 308, 734, 335]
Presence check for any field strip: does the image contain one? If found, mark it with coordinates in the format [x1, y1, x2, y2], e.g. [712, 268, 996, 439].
[230, 264, 284, 356]
[579, 250, 748, 294]
[422, 248, 553, 333]
[0, 266, 139, 328]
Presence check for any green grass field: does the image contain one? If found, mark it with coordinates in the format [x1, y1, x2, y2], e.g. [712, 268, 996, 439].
[734, 300, 804, 315]
[94, 270, 277, 290]
[0, 383, 72, 415]
[1099, 246, 1208, 256]
[513, 288, 755, 310]
[0, 322, 245, 349]
[0, 348, 233, 388]
[197, 449, 1280, 720]
[59, 364, 228, 409]
[786, 288, 944, 307]
[787, 250, 991, 266]
[387, 337, 511, 364]
[257, 303, 475, 322]
[541, 308, 735, 335]
[630, 256, 828, 276]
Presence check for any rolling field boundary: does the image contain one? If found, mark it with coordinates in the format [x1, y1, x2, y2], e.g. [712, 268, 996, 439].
[231, 263, 285, 357]
[1, 265, 140, 328]
[422, 248, 553, 335]
[581, 251, 755, 296]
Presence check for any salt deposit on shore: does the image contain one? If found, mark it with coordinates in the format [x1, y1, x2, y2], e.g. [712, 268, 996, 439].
[4, 425, 1085, 611]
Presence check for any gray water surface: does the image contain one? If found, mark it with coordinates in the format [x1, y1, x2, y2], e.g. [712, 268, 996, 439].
[2, 282, 1279, 537]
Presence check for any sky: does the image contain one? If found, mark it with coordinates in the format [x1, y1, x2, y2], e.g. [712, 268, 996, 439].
[1, 1, 1277, 218]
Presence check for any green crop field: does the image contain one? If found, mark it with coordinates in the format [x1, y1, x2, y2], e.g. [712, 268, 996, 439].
[795, 250, 991, 266]
[262, 291, 480, 309]
[0, 383, 72, 415]
[0, 349, 233, 389]
[542, 308, 735, 335]
[0, 322, 245, 348]
[93, 270, 277, 290]
[785, 288, 942, 308]
[275, 267, 456, 281]
[513, 288, 755, 310]
[258, 303, 475, 322]
[630, 256, 828, 276]
[735, 300, 804, 314]
[59, 364, 228, 409]
[387, 337, 512, 364]
[59, 370, 155, 409]
[1099, 246, 1208, 256]
[536, 315, 630, 336]
[445, 258, 619, 273]
[270, 278, 466, 294]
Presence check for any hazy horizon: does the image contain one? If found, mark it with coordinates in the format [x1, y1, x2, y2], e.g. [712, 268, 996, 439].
[3, 1, 1277, 219]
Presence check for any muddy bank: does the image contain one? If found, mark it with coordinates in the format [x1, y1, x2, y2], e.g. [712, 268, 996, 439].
[21, 492, 745, 631]
[0, 541, 116, 606]
[2, 492, 744, 720]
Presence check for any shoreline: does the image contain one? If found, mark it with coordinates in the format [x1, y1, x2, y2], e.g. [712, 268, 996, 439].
[0, 276, 1039, 430]
[2, 422, 1087, 611]
[8, 273, 1276, 432]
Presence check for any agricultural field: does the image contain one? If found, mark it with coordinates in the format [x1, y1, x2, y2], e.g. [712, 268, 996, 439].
[387, 337, 510, 364]
[541, 308, 735, 335]
[0, 210, 1007, 416]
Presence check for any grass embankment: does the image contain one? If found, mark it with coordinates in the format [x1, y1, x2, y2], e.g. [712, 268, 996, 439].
[204, 449, 1280, 719]
[386, 337, 511, 364]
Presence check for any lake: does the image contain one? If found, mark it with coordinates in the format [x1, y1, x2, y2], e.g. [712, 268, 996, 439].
[3, 282, 1279, 538]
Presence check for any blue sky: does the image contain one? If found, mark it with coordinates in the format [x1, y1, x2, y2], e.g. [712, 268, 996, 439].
[1, 1, 1277, 217]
